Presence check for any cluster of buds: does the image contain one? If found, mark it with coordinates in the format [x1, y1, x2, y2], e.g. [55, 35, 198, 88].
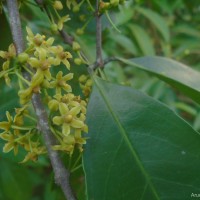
[0, 27, 88, 161]
[79, 74, 93, 99]
[99, 0, 125, 13]
[18, 27, 72, 105]
[0, 44, 16, 86]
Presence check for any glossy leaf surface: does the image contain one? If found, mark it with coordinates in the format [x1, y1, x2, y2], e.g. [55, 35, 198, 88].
[119, 56, 200, 103]
[83, 77, 200, 200]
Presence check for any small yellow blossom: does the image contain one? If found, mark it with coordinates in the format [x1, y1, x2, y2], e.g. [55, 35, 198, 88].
[20, 146, 46, 163]
[50, 45, 72, 69]
[0, 44, 16, 85]
[57, 15, 71, 31]
[53, 103, 84, 136]
[26, 27, 54, 50]
[50, 71, 73, 94]
[0, 111, 13, 132]
[28, 48, 54, 81]
[0, 43, 16, 61]
[0, 133, 19, 155]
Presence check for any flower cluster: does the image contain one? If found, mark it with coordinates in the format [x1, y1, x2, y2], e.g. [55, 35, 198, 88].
[18, 27, 72, 105]
[48, 93, 88, 153]
[79, 74, 93, 99]
[99, 0, 125, 13]
[0, 43, 16, 86]
[0, 106, 46, 162]
[0, 27, 88, 161]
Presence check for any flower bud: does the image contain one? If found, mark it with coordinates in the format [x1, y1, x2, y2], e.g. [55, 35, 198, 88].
[86, 79, 93, 87]
[51, 23, 58, 33]
[79, 75, 87, 83]
[99, 1, 111, 12]
[72, 42, 81, 52]
[73, 5, 80, 13]
[53, 1, 63, 10]
[18, 53, 29, 64]
[76, 28, 84, 35]
[48, 100, 59, 111]
[110, 0, 119, 6]
[74, 58, 82, 65]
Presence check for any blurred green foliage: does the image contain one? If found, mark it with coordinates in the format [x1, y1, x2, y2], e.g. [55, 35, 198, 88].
[0, 0, 200, 199]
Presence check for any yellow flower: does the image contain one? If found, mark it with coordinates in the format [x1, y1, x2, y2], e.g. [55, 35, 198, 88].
[50, 45, 72, 69]
[53, 103, 84, 136]
[26, 27, 54, 49]
[28, 48, 54, 81]
[20, 146, 46, 163]
[0, 132, 19, 155]
[52, 143, 74, 153]
[18, 84, 41, 105]
[0, 44, 16, 84]
[0, 111, 13, 132]
[50, 71, 73, 94]
[0, 43, 16, 60]
[57, 15, 71, 31]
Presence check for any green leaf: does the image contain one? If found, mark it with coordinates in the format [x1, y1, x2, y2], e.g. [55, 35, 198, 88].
[0, 159, 34, 200]
[129, 24, 155, 56]
[83, 77, 200, 199]
[110, 34, 138, 55]
[173, 24, 200, 39]
[136, 7, 170, 42]
[119, 56, 200, 104]
[0, 79, 19, 121]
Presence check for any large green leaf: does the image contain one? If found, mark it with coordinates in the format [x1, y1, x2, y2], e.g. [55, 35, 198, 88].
[83, 77, 200, 200]
[119, 56, 200, 104]
[129, 24, 155, 56]
[135, 7, 170, 42]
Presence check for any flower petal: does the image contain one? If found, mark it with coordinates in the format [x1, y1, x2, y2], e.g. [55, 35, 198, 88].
[26, 27, 34, 38]
[53, 116, 63, 125]
[69, 106, 81, 116]
[38, 48, 47, 60]
[46, 37, 54, 46]
[62, 59, 70, 70]
[2, 61, 10, 70]
[31, 70, 44, 86]
[8, 44, 16, 56]
[3, 142, 14, 153]
[59, 103, 69, 115]
[62, 123, 70, 136]
[0, 51, 6, 58]
[63, 73, 73, 81]
[56, 71, 63, 79]
[0, 133, 12, 140]
[44, 69, 51, 80]
[71, 119, 84, 128]
[28, 57, 40, 68]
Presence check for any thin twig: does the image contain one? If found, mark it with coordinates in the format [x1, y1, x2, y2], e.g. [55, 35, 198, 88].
[95, 0, 103, 67]
[89, 56, 119, 71]
[35, 0, 74, 46]
[59, 29, 74, 45]
[6, 0, 76, 199]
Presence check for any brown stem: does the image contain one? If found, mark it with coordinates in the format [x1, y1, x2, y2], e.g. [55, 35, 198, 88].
[59, 29, 74, 46]
[95, 0, 103, 67]
[6, 0, 76, 199]
[89, 56, 119, 71]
